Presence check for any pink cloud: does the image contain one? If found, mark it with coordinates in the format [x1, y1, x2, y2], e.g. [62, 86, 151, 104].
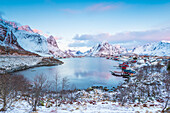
[70, 27, 170, 47]
[44, 34, 49, 37]
[87, 3, 119, 11]
[54, 36, 63, 40]
[80, 28, 170, 42]
[32, 29, 63, 40]
[62, 3, 120, 14]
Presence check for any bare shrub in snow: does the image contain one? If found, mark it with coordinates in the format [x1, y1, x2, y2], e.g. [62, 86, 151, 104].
[61, 77, 69, 99]
[53, 72, 61, 107]
[162, 69, 170, 112]
[27, 74, 51, 111]
[115, 63, 169, 106]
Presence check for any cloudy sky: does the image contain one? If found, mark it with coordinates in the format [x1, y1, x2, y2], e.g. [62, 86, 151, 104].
[0, 0, 170, 51]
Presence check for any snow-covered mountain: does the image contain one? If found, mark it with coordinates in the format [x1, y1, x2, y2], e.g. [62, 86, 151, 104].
[132, 40, 170, 56]
[0, 18, 67, 57]
[1, 18, 169, 57]
[65, 49, 85, 56]
[87, 42, 128, 56]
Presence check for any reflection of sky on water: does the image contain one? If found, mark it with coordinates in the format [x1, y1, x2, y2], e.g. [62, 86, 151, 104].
[15, 57, 125, 90]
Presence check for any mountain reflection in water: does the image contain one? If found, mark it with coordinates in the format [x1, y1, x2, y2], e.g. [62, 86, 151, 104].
[14, 57, 125, 90]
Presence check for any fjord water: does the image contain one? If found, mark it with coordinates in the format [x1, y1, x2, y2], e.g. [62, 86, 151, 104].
[15, 57, 125, 90]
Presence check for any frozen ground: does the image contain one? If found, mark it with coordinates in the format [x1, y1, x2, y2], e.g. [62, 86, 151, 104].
[6, 102, 163, 113]
[0, 89, 164, 113]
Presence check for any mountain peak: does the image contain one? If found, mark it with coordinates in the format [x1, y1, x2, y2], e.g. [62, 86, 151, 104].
[88, 42, 127, 56]
[133, 41, 170, 56]
[47, 35, 58, 48]
[18, 25, 33, 33]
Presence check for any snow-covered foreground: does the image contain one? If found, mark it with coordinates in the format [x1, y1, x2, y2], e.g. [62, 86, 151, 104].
[1, 89, 164, 113]
[6, 101, 163, 113]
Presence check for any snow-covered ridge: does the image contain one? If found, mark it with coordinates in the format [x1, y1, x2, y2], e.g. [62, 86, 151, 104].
[18, 25, 34, 33]
[132, 41, 170, 56]
[86, 40, 170, 57]
[87, 41, 127, 56]
[161, 40, 170, 43]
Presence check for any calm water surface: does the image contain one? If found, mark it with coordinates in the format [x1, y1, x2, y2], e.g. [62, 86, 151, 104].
[15, 57, 125, 90]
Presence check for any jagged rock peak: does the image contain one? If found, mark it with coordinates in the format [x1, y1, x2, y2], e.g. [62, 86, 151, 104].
[47, 35, 58, 48]
[0, 22, 23, 49]
[87, 41, 127, 56]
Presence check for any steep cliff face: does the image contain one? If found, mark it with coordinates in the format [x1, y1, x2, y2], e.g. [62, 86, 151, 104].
[47, 35, 59, 48]
[0, 20, 23, 49]
[47, 35, 67, 57]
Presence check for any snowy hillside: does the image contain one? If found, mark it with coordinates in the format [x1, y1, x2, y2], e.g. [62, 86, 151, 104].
[87, 42, 127, 56]
[14, 30, 50, 56]
[0, 18, 67, 57]
[132, 40, 170, 56]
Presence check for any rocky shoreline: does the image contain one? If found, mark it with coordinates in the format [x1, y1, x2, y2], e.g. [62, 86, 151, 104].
[0, 56, 63, 74]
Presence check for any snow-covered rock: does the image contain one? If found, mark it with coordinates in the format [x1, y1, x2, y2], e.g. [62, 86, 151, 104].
[87, 41, 128, 56]
[0, 19, 23, 49]
[132, 40, 170, 56]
